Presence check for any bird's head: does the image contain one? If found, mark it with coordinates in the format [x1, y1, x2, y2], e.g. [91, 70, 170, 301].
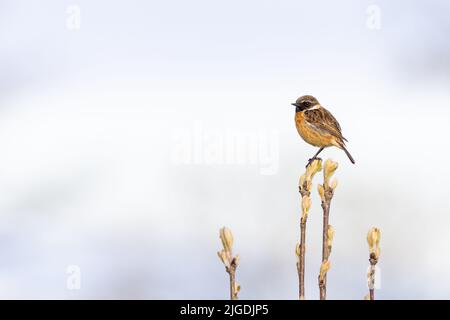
[291, 95, 319, 112]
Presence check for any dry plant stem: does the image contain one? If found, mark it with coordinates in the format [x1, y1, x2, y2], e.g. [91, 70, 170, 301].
[298, 185, 310, 300]
[368, 253, 378, 300]
[319, 186, 333, 300]
[227, 259, 238, 300]
[217, 227, 240, 300]
[366, 227, 380, 301]
[298, 217, 306, 299]
[296, 159, 321, 300]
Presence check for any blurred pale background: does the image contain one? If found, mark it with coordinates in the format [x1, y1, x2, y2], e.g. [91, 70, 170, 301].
[0, 0, 449, 299]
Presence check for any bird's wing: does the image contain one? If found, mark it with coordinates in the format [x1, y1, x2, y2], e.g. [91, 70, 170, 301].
[304, 107, 348, 143]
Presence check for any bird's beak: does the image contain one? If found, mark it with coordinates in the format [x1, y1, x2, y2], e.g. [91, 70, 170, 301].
[291, 103, 300, 107]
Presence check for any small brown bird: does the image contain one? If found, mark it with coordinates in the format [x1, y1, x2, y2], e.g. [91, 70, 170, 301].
[292, 95, 355, 167]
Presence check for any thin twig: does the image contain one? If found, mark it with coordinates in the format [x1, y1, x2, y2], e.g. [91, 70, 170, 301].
[227, 258, 239, 300]
[217, 227, 240, 300]
[298, 217, 306, 299]
[366, 227, 380, 300]
[318, 159, 338, 300]
[319, 188, 333, 299]
[297, 184, 310, 300]
[319, 195, 331, 300]
[368, 253, 378, 300]
[296, 159, 321, 300]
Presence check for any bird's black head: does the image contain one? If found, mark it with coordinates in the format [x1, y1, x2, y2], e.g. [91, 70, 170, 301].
[291, 95, 319, 112]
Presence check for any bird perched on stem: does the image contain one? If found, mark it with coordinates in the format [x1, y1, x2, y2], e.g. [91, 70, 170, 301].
[292, 95, 355, 167]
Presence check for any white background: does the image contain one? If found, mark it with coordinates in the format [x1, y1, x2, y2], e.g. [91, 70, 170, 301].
[0, 0, 449, 299]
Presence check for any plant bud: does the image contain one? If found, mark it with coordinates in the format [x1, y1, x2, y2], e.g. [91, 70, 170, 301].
[295, 243, 301, 257]
[302, 196, 311, 212]
[217, 250, 229, 267]
[367, 227, 381, 251]
[299, 174, 306, 189]
[324, 159, 338, 186]
[306, 180, 312, 191]
[317, 184, 325, 201]
[306, 159, 323, 180]
[366, 230, 373, 248]
[375, 247, 380, 259]
[220, 227, 234, 253]
[319, 260, 331, 280]
[373, 228, 381, 247]
[331, 178, 338, 190]
[327, 225, 335, 247]
[234, 254, 240, 266]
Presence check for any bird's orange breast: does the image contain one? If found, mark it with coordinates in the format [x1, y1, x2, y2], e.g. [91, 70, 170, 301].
[295, 112, 335, 147]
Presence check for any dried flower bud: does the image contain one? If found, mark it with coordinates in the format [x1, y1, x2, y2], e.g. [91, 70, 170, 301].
[220, 227, 234, 253]
[317, 184, 325, 201]
[324, 159, 338, 186]
[319, 260, 331, 280]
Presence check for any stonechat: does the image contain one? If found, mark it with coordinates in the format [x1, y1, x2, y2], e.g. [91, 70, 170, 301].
[292, 95, 355, 167]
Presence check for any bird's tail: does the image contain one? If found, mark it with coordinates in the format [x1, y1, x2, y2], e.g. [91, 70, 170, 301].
[340, 144, 355, 164]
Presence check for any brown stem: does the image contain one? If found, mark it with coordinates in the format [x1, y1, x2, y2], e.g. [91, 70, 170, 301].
[226, 257, 239, 300]
[321, 202, 330, 261]
[319, 187, 333, 300]
[298, 184, 310, 300]
[368, 254, 378, 300]
[229, 268, 236, 300]
[298, 217, 306, 299]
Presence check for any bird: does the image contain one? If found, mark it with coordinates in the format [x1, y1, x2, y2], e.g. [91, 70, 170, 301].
[292, 95, 355, 167]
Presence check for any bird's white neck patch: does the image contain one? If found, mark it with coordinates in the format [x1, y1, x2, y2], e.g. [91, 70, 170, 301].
[308, 104, 321, 111]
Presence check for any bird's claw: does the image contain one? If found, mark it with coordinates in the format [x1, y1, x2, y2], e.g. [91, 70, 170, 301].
[306, 157, 322, 168]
